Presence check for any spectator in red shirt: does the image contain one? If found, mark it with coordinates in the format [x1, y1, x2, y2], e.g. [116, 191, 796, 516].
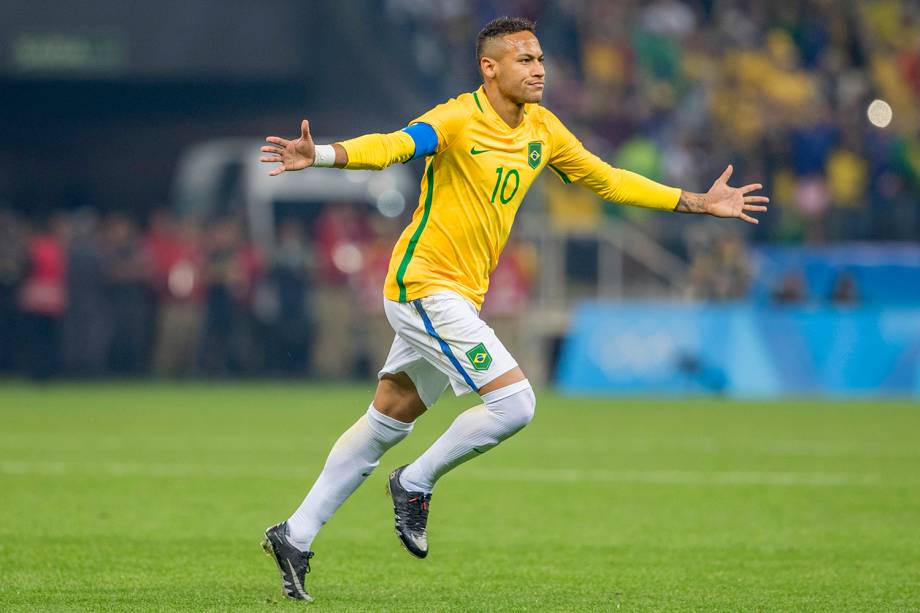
[19, 214, 69, 380]
[144, 211, 206, 377]
[311, 203, 371, 378]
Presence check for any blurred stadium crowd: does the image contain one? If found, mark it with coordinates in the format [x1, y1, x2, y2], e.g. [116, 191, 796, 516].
[0, 205, 534, 381]
[389, 0, 920, 242]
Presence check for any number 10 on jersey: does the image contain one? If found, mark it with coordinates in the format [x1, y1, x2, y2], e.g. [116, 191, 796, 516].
[490, 167, 520, 204]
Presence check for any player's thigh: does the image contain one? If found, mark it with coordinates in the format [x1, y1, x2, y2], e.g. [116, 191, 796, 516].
[377, 333, 450, 413]
[478, 366, 526, 395]
[384, 292, 520, 397]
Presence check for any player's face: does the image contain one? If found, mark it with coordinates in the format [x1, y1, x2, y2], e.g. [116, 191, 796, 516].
[493, 32, 545, 104]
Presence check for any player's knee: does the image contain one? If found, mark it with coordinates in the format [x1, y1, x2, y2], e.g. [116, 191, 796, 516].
[374, 374, 427, 423]
[483, 380, 536, 433]
[512, 385, 536, 430]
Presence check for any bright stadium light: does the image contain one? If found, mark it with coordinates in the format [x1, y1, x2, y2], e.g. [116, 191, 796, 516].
[167, 262, 196, 298]
[867, 99, 893, 128]
[376, 189, 406, 217]
[332, 242, 363, 274]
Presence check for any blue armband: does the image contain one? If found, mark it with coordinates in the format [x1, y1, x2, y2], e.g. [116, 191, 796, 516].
[402, 122, 439, 160]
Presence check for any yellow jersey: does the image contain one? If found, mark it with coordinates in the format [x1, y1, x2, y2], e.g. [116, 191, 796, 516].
[340, 85, 681, 309]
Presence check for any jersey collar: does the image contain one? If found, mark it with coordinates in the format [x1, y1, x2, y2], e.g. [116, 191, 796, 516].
[474, 85, 533, 133]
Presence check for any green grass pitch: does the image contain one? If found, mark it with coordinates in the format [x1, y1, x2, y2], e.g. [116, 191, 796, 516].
[1, 383, 919, 611]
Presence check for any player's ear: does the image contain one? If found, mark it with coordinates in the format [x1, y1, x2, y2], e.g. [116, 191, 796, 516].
[480, 56, 497, 79]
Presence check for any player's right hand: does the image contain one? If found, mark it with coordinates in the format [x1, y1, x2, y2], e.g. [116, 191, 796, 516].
[261, 119, 315, 176]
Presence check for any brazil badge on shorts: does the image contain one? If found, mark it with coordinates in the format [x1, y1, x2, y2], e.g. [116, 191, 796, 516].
[527, 141, 542, 169]
[466, 342, 493, 371]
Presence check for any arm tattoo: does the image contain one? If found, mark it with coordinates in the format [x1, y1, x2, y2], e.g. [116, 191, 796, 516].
[674, 191, 706, 214]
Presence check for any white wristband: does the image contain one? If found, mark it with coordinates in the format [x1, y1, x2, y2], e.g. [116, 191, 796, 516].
[312, 144, 336, 168]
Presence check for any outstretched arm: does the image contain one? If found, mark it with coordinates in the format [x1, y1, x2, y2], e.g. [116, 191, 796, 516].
[674, 165, 768, 225]
[575, 161, 769, 225]
[547, 111, 768, 224]
[260, 119, 436, 175]
[261, 120, 349, 175]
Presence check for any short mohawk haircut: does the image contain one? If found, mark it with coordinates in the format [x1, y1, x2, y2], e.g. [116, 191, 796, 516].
[476, 16, 536, 60]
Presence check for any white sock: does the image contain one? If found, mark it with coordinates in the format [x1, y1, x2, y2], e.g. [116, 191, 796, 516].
[400, 380, 535, 494]
[286, 405, 413, 551]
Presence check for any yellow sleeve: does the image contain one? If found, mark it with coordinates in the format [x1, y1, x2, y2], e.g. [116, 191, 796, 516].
[409, 95, 471, 153]
[338, 131, 416, 171]
[577, 162, 681, 211]
[338, 95, 471, 169]
[545, 111, 681, 211]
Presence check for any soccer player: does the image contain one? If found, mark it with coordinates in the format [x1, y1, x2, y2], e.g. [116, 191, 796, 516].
[258, 17, 768, 601]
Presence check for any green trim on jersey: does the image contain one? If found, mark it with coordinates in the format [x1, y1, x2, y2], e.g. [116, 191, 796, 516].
[548, 163, 571, 184]
[396, 161, 435, 302]
[472, 91, 484, 113]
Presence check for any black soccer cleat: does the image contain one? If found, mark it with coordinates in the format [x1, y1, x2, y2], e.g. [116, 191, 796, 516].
[261, 521, 315, 602]
[386, 465, 432, 559]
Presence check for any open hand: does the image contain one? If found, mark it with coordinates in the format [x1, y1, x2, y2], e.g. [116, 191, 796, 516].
[260, 120, 315, 176]
[704, 165, 769, 225]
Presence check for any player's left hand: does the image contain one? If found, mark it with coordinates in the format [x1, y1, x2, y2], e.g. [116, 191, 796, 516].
[703, 165, 769, 225]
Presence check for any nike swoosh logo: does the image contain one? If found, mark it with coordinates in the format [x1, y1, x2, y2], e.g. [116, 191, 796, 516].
[470, 146, 490, 155]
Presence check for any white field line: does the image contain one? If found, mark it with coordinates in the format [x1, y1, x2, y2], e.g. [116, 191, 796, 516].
[0, 460, 895, 487]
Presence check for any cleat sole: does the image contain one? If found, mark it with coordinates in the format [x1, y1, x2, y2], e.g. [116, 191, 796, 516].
[262, 532, 314, 603]
[394, 527, 426, 560]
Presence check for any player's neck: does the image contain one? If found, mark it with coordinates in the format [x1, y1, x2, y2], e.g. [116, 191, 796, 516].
[482, 83, 525, 129]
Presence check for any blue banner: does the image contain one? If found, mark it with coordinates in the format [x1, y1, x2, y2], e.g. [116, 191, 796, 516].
[749, 244, 920, 305]
[556, 302, 920, 398]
